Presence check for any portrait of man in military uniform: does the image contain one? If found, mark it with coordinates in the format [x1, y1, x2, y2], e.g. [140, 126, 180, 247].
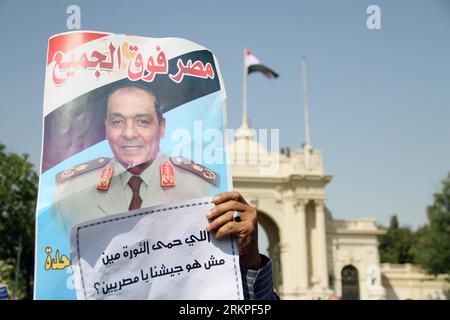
[52, 83, 220, 233]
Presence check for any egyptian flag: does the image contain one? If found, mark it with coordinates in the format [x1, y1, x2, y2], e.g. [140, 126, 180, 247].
[245, 50, 279, 79]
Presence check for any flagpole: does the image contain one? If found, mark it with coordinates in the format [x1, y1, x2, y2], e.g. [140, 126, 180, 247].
[242, 49, 249, 129]
[301, 56, 311, 146]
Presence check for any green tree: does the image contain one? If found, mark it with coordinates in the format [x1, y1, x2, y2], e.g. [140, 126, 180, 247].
[379, 215, 416, 264]
[415, 173, 450, 276]
[0, 143, 38, 299]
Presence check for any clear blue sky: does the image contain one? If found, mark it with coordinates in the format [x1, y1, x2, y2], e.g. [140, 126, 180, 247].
[0, 0, 449, 229]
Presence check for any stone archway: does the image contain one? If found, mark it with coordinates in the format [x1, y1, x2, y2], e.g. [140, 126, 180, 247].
[257, 210, 282, 292]
[341, 265, 360, 300]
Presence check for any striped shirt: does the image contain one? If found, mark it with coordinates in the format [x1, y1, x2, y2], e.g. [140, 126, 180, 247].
[240, 254, 279, 300]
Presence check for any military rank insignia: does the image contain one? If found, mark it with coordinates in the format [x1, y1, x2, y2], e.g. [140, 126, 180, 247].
[96, 164, 113, 191]
[160, 160, 176, 188]
[169, 157, 220, 187]
[55, 157, 111, 184]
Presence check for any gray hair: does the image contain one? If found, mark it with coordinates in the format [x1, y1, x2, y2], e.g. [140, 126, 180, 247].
[106, 83, 163, 123]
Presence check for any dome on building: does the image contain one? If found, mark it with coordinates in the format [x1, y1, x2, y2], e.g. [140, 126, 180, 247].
[227, 123, 270, 163]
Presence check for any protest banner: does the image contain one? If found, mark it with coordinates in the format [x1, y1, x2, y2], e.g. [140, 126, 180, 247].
[71, 197, 242, 300]
[34, 31, 236, 299]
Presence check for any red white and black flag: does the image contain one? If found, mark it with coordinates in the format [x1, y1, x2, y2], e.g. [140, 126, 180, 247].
[244, 49, 279, 79]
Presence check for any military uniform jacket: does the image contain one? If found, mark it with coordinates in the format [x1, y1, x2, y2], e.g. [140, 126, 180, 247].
[52, 152, 220, 233]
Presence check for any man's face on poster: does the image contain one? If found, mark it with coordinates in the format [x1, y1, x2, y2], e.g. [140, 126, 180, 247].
[106, 86, 166, 168]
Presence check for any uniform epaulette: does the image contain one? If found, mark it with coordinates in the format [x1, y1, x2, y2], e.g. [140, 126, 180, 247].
[55, 157, 111, 184]
[169, 157, 220, 187]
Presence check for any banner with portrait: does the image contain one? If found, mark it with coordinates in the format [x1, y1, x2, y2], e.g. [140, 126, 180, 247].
[34, 31, 238, 299]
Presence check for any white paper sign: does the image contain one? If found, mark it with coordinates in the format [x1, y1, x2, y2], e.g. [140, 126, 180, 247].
[70, 197, 243, 300]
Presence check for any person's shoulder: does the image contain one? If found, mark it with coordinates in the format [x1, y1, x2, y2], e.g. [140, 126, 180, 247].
[168, 156, 220, 187]
[55, 157, 112, 185]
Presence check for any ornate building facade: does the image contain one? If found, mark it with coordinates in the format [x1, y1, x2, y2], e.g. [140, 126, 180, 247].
[227, 125, 386, 299]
